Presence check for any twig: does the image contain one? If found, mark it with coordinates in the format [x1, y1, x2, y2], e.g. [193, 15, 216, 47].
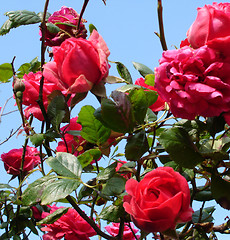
[157, 0, 167, 51]
[77, 0, 90, 32]
[0, 125, 22, 146]
[0, 96, 13, 123]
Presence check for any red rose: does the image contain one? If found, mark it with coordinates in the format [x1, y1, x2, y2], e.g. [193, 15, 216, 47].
[187, 2, 230, 56]
[41, 6, 87, 47]
[154, 46, 230, 120]
[43, 30, 110, 94]
[56, 117, 85, 157]
[115, 160, 133, 180]
[123, 167, 193, 233]
[1, 146, 40, 176]
[135, 77, 165, 112]
[105, 222, 140, 240]
[41, 204, 96, 240]
[21, 71, 65, 121]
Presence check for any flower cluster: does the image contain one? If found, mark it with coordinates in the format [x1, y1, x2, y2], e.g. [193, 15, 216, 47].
[155, 2, 230, 124]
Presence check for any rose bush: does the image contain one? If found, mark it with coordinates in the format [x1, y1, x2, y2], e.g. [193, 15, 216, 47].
[42, 6, 87, 47]
[135, 77, 165, 112]
[123, 167, 193, 233]
[41, 204, 96, 240]
[1, 146, 40, 176]
[186, 2, 230, 55]
[43, 30, 110, 94]
[154, 45, 230, 121]
[105, 222, 140, 240]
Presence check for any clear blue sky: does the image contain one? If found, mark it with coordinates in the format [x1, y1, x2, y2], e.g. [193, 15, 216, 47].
[0, 1, 228, 239]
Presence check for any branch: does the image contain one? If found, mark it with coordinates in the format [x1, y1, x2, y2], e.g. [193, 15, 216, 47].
[157, 0, 167, 51]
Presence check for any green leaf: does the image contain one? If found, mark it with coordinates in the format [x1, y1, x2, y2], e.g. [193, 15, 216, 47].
[46, 22, 60, 34]
[192, 206, 215, 223]
[144, 74, 155, 87]
[94, 91, 135, 133]
[17, 63, 30, 78]
[194, 190, 214, 202]
[115, 62, 132, 84]
[125, 130, 149, 161]
[159, 127, 204, 168]
[41, 179, 81, 205]
[37, 207, 69, 225]
[145, 108, 157, 123]
[0, 19, 19, 35]
[97, 162, 117, 181]
[105, 76, 127, 84]
[21, 175, 57, 205]
[29, 57, 41, 73]
[77, 149, 101, 169]
[0, 63, 13, 83]
[98, 204, 124, 222]
[6, 10, 41, 25]
[129, 88, 157, 124]
[101, 175, 126, 196]
[46, 152, 82, 179]
[47, 94, 70, 130]
[211, 173, 230, 209]
[89, 24, 97, 34]
[0, 184, 12, 189]
[116, 84, 142, 93]
[77, 105, 111, 145]
[132, 61, 154, 77]
[37, 12, 51, 22]
[29, 133, 44, 147]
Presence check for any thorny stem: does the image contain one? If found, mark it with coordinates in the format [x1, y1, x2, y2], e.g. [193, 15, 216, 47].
[157, 0, 167, 51]
[38, 0, 50, 124]
[128, 222, 139, 240]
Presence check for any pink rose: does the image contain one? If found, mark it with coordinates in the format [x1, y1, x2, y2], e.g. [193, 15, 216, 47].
[135, 77, 165, 112]
[105, 222, 140, 240]
[1, 146, 40, 176]
[123, 167, 193, 233]
[41, 204, 96, 240]
[43, 30, 110, 94]
[187, 2, 230, 55]
[56, 117, 85, 157]
[21, 71, 65, 121]
[42, 6, 87, 46]
[154, 46, 230, 120]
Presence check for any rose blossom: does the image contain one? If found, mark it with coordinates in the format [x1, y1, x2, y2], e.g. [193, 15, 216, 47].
[135, 77, 165, 112]
[105, 222, 140, 240]
[21, 71, 65, 121]
[186, 2, 230, 55]
[1, 146, 40, 176]
[41, 204, 96, 240]
[123, 167, 193, 233]
[154, 45, 230, 121]
[42, 6, 87, 47]
[56, 117, 85, 157]
[43, 30, 110, 94]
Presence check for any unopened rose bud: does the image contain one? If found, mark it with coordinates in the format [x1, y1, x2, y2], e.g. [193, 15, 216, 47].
[13, 78, 25, 93]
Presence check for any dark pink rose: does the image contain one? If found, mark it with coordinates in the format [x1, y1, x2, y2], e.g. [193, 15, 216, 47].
[42, 6, 87, 47]
[123, 167, 193, 233]
[187, 2, 230, 55]
[31, 206, 43, 221]
[56, 117, 85, 157]
[1, 146, 40, 176]
[21, 71, 65, 121]
[43, 30, 110, 94]
[135, 77, 165, 112]
[105, 222, 140, 240]
[155, 46, 230, 120]
[41, 204, 96, 240]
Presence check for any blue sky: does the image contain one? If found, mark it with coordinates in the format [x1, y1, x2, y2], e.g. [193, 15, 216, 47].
[0, 0, 229, 239]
